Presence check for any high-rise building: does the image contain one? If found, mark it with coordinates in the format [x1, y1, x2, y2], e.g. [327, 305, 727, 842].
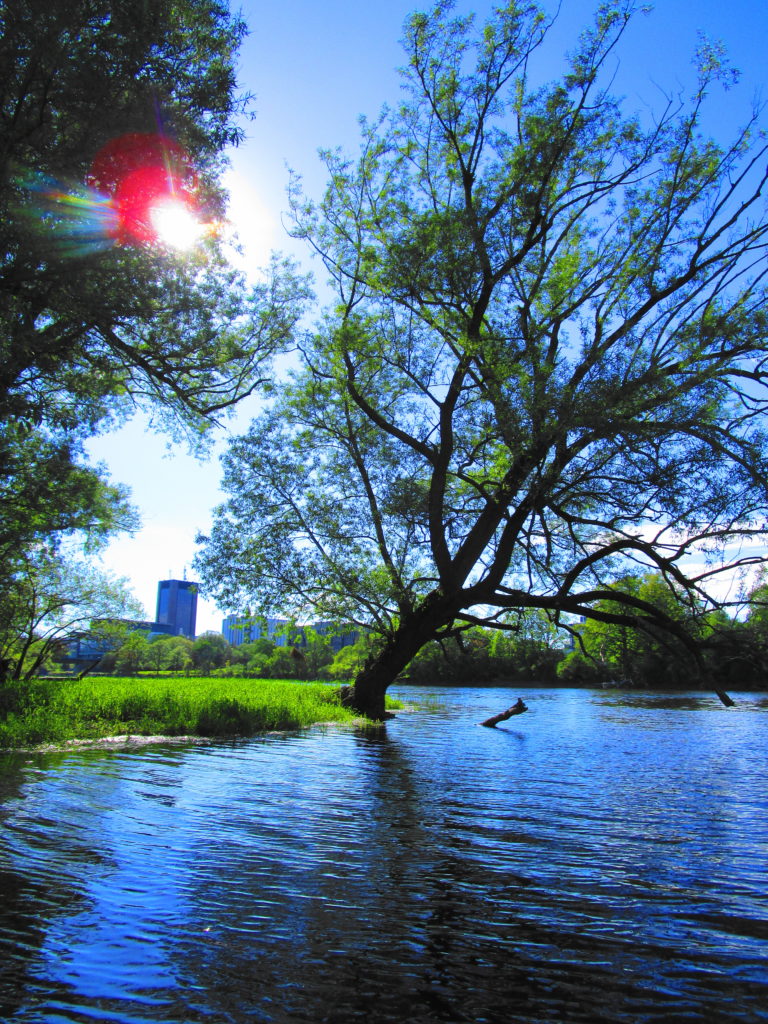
[156, 579, 198, 638]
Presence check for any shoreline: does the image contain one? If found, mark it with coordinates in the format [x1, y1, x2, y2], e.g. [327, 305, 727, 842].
[7, 714, 393, 755]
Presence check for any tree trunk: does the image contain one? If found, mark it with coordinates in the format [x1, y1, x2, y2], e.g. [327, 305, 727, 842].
[340, 656, 401, 720]
[341, 638, 420, 720]
[714, 689, 735, 707]
[342, 594, 454, 719]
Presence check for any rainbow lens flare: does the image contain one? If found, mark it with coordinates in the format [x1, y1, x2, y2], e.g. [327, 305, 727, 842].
[14, 173, 120, 256]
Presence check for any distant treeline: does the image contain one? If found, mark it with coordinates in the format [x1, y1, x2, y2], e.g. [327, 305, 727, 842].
[86, 572, 768, 692]
[92, 625, 368, 682]
[405, 574, 768, 691]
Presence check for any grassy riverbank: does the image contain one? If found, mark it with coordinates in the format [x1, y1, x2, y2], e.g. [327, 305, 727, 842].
[0, 676, 396, 749]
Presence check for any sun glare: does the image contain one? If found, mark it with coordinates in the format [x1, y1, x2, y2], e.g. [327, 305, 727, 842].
[21, 133, 213, 256]
[149, 198, 205, 250]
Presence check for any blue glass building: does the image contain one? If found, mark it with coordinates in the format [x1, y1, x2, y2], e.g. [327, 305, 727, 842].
[156, 580, 198, 638]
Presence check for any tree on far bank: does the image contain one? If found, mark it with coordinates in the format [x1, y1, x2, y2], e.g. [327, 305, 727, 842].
[705, 573, 768, 690]
[196, 1, 768, 718]
[161, 635, 196, 674]
[404, 615, 564, 684]
[0, 552, 143, 683]
[745, 572, 768, 634]
[324, 638, 373, 682]
[558, 573, 703, 687]
[192, 631, 231, 673]
[112, 630, 151, 677]
[297, 627, 335, 679]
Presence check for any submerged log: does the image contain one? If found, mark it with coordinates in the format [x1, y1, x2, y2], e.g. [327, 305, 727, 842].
[480, 698, 529, 727]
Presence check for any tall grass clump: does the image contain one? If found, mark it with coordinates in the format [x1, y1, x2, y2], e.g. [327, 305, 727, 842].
[0, 676, 397, 748]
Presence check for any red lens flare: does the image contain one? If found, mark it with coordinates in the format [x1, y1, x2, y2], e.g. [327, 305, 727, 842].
[87, 133, 199, 245]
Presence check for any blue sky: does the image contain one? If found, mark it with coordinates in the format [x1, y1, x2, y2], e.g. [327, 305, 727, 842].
[86, 0, 768, 634]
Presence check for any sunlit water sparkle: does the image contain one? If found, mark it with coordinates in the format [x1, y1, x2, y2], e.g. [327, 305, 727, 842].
[1, 687, 766, 1023]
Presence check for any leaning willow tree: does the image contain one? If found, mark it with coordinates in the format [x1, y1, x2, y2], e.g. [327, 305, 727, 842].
[197, 1, 768, 717]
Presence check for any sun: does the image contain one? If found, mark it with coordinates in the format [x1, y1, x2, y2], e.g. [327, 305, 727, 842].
[149, 198, 205, 251]
[88, 133, 205, 248]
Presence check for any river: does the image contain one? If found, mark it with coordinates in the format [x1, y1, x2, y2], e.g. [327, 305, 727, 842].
[0, 686, 766, 1023]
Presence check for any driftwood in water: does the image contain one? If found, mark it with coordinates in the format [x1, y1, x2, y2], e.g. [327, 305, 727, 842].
[480, 698, 528, 727]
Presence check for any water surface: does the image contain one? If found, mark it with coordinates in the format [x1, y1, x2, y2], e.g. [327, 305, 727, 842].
[1, 686, 766, 1023]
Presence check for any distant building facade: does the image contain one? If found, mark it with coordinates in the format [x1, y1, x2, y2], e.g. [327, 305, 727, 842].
[222, 614, 289, 647]
[222, 614, 358, 653]
[156, 579, 198, 638]
[310, 621, 360, 653]
[57, 619, 179, 673]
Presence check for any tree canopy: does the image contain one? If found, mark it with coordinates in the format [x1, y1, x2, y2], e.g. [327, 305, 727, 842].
[196, 0, 768, 717]
[1, 0, 309, 442]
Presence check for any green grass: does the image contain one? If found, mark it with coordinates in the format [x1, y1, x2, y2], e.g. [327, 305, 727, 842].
[0, 676, 400, 749]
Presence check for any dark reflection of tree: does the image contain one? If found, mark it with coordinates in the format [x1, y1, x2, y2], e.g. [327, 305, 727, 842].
[172, 726, 558, 1024]
[349, 728, 560, 1024]
[0, 871, 46, 1018]
[0, 758, 47, 1019]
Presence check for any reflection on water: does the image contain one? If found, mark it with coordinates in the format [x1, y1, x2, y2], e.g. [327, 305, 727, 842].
[1, 688, 767, 1023]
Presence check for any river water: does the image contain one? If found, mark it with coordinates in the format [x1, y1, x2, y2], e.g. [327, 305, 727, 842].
[0, 686, 766, 1024]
